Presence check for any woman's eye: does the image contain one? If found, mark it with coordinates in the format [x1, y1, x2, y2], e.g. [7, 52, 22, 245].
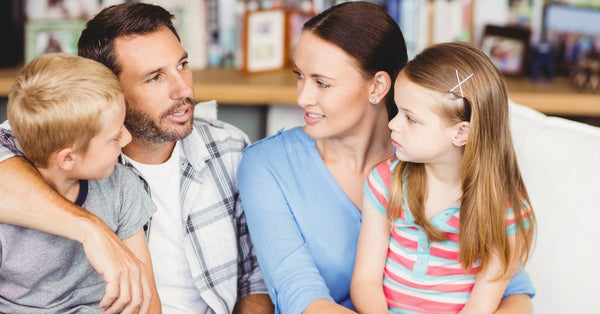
[317, 81, 330, 88]
[292, 70, 304, 80]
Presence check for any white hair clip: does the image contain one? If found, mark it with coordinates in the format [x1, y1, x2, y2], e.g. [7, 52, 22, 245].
[449, 69, 474, 98]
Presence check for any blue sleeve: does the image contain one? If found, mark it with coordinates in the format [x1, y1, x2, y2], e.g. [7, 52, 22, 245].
[502, 270, 536, 299]
[237, 148, 333, 314]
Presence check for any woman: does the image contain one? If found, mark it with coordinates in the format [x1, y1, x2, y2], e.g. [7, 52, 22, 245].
[237, 2, 535, 313]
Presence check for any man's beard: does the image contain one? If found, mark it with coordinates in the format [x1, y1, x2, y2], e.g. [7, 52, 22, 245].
[125, 99, 194, 143]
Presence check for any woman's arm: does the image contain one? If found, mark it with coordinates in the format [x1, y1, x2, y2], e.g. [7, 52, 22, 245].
[0, 157, 151, 313]
[238, 152, 342, 313]
[304, 299, 357, 314]
[122, 230, 161, 314]
[350, 198, 390, 314]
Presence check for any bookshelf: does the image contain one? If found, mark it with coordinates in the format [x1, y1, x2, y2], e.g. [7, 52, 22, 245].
[0, 66, 598, 117]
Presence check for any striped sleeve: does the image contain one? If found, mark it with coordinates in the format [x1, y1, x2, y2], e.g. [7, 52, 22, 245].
[363, 158, 397, 216]
[505, 200, 533, 236]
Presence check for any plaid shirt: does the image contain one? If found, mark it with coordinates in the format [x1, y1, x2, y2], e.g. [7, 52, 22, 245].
[0, 114, 267, 313]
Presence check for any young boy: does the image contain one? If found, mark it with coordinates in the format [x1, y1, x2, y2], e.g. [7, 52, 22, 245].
[1, 53, 161, 313]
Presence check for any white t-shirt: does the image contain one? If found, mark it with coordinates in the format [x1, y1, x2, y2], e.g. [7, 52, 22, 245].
[129, 142, 209, 313]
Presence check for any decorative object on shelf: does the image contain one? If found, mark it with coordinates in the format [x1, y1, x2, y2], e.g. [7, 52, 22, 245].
[529, 42, 554, 82]
[570, 50, 600, 93]
[543, 3, 600, 75]
[242, 9, 286, 73]
[24, 19, 86, 63]
[480, 24, 531, 76]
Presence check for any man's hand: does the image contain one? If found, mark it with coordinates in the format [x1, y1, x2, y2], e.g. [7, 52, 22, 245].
[0, 158, 152, 313]
[233, 293, 274, 314]
[79, 217, 152, 314]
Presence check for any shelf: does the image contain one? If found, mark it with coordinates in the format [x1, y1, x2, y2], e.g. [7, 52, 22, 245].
[1, 67, 599, 116]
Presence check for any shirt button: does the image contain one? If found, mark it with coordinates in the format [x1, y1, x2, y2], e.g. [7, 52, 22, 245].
[419, 261, 425, 267]
[420, 245, 426, 251]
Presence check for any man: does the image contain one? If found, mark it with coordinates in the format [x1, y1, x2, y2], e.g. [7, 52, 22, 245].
[0, 3, 272, 313]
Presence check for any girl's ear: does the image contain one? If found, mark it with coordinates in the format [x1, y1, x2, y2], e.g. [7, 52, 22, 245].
[369, 71, 392, 104]
[55, 148, 75, 171]
[452, 121, 470, 147]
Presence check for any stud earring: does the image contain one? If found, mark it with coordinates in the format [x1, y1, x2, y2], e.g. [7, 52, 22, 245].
[370, 97, 377, 104]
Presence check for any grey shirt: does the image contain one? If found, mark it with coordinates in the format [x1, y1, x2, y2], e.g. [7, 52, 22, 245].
[0, 163, 156, 313]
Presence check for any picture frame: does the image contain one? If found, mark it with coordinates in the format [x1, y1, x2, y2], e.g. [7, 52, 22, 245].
[242, 9, 286, 73]
[480, 25, 531, 76]
[25, 19, 87, 63]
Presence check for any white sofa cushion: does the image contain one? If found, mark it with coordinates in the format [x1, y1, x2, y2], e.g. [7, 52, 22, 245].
[510, 101, 600, 313]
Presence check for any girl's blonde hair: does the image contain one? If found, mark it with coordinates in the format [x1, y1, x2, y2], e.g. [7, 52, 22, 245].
[387, 42, 535, 276]
[8, 53, 123, 168]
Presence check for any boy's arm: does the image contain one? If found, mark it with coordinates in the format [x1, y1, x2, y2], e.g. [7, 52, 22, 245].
[122, 230, 161, 314]
[350, 197, 390, 314]
[0, 157, 151, 313]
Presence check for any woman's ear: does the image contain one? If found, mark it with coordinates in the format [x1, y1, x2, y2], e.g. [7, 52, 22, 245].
[55, 148, 75, 171]
[369, 71, 392, 104]
[452, 121, 470, 147]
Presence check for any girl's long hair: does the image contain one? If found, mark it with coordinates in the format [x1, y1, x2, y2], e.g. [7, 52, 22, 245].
[387, 42, 535, 276]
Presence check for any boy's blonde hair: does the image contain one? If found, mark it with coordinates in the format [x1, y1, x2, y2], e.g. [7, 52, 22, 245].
[8, 53, 123, 168]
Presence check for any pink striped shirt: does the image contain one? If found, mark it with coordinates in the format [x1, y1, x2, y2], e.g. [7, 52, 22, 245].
[363, 157, 530, 313]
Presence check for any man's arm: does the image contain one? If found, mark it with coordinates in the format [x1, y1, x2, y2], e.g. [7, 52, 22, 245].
[0, 157, 150, 313]
[233, 294, 273, 314]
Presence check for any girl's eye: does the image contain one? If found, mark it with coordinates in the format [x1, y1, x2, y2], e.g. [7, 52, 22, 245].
[405, 114, 416, 124]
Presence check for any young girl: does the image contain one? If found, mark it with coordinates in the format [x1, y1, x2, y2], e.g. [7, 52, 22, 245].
[351, 41, 536, 314]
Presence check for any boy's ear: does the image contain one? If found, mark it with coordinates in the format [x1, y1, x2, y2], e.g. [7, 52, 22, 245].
[452, 121, 470, 147]
[369, 71, 392, 104]
[55, 148, 75, 171]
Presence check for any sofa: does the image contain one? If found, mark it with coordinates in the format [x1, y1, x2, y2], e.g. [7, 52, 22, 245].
[510, 101, 600, 313]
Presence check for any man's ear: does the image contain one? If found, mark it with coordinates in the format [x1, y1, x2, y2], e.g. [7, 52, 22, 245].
[369, 71, 392, 104]
[55, 148, 75, 171]
[452, 121, 470, 147]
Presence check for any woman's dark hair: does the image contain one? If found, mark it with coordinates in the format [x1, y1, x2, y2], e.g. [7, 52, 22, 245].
[78, 2, 179, 76]
[303, 1, 408, 120]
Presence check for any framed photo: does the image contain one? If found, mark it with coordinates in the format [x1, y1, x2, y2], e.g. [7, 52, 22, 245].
[25, 19, 86, 63]
[480, 25, 531, 76]
[243, 9, 286, 73]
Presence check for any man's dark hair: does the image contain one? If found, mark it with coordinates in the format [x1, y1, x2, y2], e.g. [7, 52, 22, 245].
[78, 2, 179, 76]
